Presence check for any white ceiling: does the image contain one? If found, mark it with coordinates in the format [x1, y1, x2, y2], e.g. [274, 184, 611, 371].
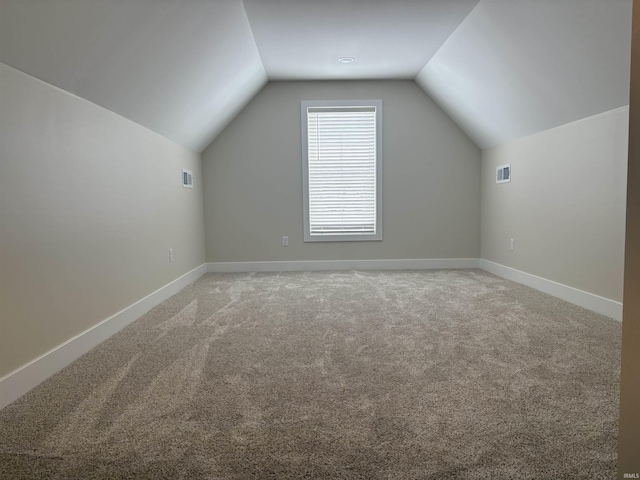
[243, 0, 478, 80]
[416, 0, 632, 149]
[0, 0, 267, 152]
[0, 0, 633, 152]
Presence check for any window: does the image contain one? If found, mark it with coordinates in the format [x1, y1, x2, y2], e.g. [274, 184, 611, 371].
[302, 100, 382, 242]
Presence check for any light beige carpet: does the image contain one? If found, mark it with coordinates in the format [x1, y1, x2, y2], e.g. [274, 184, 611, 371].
[0, 269, 621, 479]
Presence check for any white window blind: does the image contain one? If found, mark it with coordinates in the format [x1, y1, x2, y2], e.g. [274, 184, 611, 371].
[305, 104, 380, 239]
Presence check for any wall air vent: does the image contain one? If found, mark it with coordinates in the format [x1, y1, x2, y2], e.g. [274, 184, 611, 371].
[496, 164, 511, 184]
[182, 169, 193, 188]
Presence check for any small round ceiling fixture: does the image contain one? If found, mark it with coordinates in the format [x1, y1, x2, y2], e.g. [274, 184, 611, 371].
[337, 57, 355, 64]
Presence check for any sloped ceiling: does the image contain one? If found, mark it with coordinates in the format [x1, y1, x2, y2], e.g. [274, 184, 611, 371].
[416, 0, 632, 149]
[0, 0, 633, 152]
[0, 0, 267, 152]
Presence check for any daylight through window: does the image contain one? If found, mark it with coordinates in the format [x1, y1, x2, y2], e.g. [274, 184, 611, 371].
[302, 100, 382, 242]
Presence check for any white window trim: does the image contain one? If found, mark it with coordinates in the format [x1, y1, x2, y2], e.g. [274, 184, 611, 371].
[301, 99, 383, 242]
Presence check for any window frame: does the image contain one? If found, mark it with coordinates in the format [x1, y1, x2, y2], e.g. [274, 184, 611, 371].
[301, 99, 383, 243]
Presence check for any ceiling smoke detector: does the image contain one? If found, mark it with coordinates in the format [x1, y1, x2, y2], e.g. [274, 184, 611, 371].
[337, 57, 355, 64]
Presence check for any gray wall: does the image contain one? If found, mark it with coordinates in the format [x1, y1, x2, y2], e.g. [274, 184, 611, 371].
[202, 81, 481, 262]
[481, 107, 629, 302]
[0, 63, 206, 377]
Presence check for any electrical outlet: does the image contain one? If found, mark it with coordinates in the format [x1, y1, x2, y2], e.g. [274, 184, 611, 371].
[510, 239, 515, 251]
[169, 248, 173, 262]
[282, 236, 288, 247]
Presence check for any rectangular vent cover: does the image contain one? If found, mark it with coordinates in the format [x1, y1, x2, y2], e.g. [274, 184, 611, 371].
[182, 169, 193, 188]
[496, 164, 511, 183]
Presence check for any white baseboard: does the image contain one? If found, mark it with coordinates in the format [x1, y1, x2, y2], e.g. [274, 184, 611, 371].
[208, 258, 481, 273]
[0, 264, 208, 410]
[479, 259, 622, 321]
